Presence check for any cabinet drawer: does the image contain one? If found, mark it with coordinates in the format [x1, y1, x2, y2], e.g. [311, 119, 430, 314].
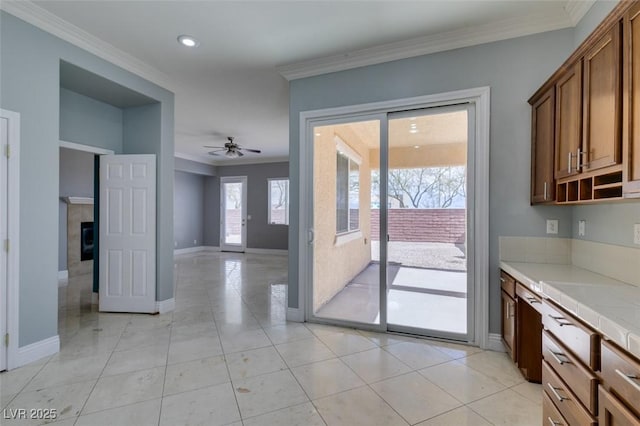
[601, 339, 640, 417]
[542, 299, 600, 370]
[516, 282, 542, 314]
[599, 386, 640, 426]
[543, 360, 597, 425]
[500, 270, 515, 297]
[543, 388, 570, 426]
[543, 330, 599, 414]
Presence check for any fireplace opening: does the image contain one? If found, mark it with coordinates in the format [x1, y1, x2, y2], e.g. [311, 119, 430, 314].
[81, 221, 94, 261]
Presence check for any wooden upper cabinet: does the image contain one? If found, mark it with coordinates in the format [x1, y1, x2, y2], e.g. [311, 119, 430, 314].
[555, 61, 583, 179]
[530, 87, 555, 204]
[583, 22, 622, 172]
[624, 3, 640, 196]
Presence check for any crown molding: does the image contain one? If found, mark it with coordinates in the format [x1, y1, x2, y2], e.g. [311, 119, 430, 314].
[564, 0, 597, 26]
[278, 11, 574, 80]
[0, 0, 175, 91]
[175, 152, 216, 166]
[213, 155, 290, 167]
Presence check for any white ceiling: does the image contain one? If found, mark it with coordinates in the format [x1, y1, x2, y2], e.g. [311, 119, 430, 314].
[10, 1, 592, 165]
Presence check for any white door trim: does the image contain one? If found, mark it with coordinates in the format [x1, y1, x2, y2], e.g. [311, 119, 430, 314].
[296, 87, 491, 349]
[0, 109, 21, 370]
[220, 176, 248, 252]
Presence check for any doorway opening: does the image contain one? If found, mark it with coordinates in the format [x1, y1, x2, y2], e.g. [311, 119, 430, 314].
[220, 176, 248, 252]
[300, 88, 489, 347]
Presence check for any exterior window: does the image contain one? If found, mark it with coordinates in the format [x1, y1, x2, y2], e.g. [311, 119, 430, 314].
[268, 178, 289, 225]
[336, 152, 359, 234]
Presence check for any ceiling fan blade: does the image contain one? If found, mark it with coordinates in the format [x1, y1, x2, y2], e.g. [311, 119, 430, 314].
[203, 145, 226, 149]
[208, 151, 223, 156]
[241, 148, 261, 153]
[236, 150, 245, 157]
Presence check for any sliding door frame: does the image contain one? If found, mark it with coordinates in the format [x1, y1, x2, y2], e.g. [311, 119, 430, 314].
[298, 87, 490, 348]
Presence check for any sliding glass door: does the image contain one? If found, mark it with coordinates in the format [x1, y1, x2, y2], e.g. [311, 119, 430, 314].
[385, 106, 473, 341]
[305, 101, 476, 343]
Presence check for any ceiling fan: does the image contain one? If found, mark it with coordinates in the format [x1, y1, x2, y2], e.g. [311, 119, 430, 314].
[204, 136, 261, 159]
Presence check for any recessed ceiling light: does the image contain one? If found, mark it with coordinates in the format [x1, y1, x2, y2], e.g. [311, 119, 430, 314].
[178, 35, 200, 48]
[409, 129, 418, 134]
[414, 145, 420, 149]
[409, 117, 416, 121]
[315, 132, 321, 137]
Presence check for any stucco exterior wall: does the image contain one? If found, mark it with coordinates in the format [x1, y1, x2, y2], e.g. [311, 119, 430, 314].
[313, 123, 374, 312]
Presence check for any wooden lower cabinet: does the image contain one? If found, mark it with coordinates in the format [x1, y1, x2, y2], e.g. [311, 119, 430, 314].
[516, 283, 542, 382]
[543, 389, 569, 426]
[599, 386, 640, 426]
[502, 290, 516, 361]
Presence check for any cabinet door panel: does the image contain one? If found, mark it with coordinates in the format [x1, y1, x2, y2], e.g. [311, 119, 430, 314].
[502, 291, 516, 361]
[531, 87, 555, 204]
[583, 23, 622, 172]
[599, 386, 640, 426]
[624, 3, 640, 195]
[555, 61, 583, 179]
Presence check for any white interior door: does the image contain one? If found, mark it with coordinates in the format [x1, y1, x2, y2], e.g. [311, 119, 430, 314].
[99, 154, 156, 313]
[220, 176, 247, 252]
[0, 117, 8, 371]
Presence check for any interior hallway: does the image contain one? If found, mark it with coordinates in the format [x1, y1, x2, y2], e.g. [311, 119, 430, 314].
[1, 252, 540, 425]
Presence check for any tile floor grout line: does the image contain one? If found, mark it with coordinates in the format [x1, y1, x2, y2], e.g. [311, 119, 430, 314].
[156, 311, 174, 426]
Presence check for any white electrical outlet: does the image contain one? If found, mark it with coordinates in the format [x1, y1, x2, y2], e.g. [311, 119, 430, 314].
[578, 220, 586, 237]
[546, 219, 559, 235]
[193, 239, 197, 245]
[634, 224, 640, 245]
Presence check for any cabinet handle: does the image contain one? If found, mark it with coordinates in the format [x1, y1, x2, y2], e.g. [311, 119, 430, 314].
[547, 383, 569, 402]
[568, 152, 572, 173]
[549, 350, 572, 365]
[615, 369, 640, 392]
[500, 277, 505, 283]
[547, 417, 564, 426]
[507, 301, 515, 318]
[526, 296, 540, 304]
[576, 148, 582, 170]
[549, 315, 574, 327]
[544, 182, 548, 200]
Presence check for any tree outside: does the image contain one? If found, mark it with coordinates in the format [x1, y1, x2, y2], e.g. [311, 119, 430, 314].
[371, 166, 466, 208]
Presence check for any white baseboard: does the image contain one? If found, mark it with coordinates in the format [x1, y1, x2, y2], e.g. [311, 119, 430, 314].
[57, 270, 68, 282]
[16, 335, 60, 368]
[91, 292, 99, 305]
[286, 307, 304, 322]
[174, 246, 221, 255]
[487, 333, 506, 352]
[174, 246, 207, 255]
[156, 298, 175, 314]
[245, 248, 288, 256]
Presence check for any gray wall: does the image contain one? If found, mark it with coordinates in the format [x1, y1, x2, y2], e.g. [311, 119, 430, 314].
[288, 29, 578, 334]
[1, 11, 174, 347]
[174, 171, 205, 249]
[569, 1, 640, 248]
[204, 162, 289, 250]
[175, 157, 216, 176]
[60, 88, 123, 152]
[58, 148, 95, 271]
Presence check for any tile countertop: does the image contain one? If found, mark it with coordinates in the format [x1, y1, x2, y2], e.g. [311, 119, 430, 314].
[500, 261, 640, 359]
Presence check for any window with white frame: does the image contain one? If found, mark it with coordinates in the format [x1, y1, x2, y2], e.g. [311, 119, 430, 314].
[268, 178, 289, 225]
[336, 139, 360, 234]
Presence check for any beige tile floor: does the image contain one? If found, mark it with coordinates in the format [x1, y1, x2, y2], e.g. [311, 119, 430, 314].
[0, 251, 542, 425]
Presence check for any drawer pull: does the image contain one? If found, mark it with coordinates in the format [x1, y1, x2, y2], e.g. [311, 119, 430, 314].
[547, 417, 564, 426]
[549, 350, 572, 365]
[547, 383, 569, 402]
[549, 315, 574, 327]
[500, 278, 506, 283]
[526, 296, 540, 304]
[615, 369, 640, 392]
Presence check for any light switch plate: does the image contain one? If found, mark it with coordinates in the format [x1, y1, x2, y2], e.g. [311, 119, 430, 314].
[578, 220, 586, 237]
[634, 224, 640, 245]
[546, 219, 559, 235]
